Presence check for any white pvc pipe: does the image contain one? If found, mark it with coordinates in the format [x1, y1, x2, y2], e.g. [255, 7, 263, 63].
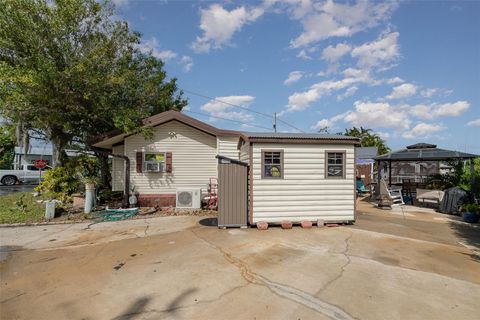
[84, 183, 95, 213]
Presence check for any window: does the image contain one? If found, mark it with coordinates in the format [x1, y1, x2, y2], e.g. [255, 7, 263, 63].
[262, 150, 283, 179]
[144, 152, 166, 172]
[326, 152, 345, 178]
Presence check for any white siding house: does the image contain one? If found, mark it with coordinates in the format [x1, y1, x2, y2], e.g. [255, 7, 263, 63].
[93, 111, 241, 207]
[238, 133, 359, 224]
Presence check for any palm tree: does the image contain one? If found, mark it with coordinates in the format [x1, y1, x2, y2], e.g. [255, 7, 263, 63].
[344, 127, 390, 155]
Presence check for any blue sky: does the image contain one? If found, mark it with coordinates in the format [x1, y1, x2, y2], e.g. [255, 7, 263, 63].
[115, 0, 479, 153]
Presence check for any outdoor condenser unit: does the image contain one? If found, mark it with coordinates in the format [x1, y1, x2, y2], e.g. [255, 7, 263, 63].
[176, 188, 201, 209]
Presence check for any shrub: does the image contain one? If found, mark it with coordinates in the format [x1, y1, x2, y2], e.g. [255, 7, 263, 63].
[35, 163, 81, 203]
[35, 155, 103, 204]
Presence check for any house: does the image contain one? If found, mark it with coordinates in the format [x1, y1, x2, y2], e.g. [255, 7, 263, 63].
[238, 132, 360, 224]
[13, 146, 52, 170]
[355, 147, 378, 187]
[92, 111, 241, 207]
[93, 111, 361, 225]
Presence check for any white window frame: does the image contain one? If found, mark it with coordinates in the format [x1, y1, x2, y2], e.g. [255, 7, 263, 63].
[144, 152, 166, 172]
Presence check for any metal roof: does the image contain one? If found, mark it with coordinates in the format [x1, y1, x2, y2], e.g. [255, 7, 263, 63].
[241, 132, 359, 140]
[15, 146, 53, 156]
[375, 144, 478, 161]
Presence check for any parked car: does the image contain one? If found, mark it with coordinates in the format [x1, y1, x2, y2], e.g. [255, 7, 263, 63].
[0, 164, 52, 186]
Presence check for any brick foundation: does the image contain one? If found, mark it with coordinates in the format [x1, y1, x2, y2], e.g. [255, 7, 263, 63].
[137, 194, 176, 207]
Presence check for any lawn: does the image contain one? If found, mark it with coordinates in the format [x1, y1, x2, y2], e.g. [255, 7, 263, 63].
[0, 192, 46, 224]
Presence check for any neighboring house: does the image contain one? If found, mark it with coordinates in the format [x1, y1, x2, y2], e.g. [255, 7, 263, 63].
[355, 147, 378, 187]
[92, 111, 240, 207]
[238, 133, 360, 224]
[13, 146, 52, 170]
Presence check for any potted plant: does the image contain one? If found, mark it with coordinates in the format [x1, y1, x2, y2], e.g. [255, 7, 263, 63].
[459, 204, 480, 223]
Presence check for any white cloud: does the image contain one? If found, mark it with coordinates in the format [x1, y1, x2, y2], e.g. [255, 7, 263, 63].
[337, 86, 358, 101]
[138, 37, 177, 61]
[420, 88, 437, 98]
[200, 95, 255, 122]
[407, 101, 470, 119]
[402, 122, 444, 139]
[342, 101, 411, 131]
[290, 0, 398, 48]
[179, 56, 194, 72]
[296, 49, 313, 60]
[284, 71, 304, 85]
[312, 118, 333, 130]
[284, 77, 357, 113]
[386, 83, 417, 100]
[387, 77, 404, 84]
[351, 31, 400, 70]
[191, 4, 264, 53]
[321, 42, 351, 62]
[467, 119, 480, 126]
[283, 67, 377, 114]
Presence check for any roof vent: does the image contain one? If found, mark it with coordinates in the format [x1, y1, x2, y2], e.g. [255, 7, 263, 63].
[406, 143, 437, 150]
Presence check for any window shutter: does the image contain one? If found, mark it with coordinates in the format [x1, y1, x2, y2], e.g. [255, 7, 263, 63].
[136, 152, 143, 173]
[166, 152, 173, 173]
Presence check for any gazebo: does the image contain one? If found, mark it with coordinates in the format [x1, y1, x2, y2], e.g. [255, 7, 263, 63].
[374, 143, 478, 195]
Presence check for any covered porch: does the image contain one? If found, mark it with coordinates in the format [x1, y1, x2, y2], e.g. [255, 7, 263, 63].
[374, 143, 478, 206]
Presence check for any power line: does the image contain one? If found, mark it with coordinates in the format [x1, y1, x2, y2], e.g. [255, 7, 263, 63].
[183, 110, 272, 131]
[182, 89, 305, 133]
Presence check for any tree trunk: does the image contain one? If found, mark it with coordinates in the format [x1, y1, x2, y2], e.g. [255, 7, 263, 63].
[96, 152, 111, 189]
[50, 134, 67, 168]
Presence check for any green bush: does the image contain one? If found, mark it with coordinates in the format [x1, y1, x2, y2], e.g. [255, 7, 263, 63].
[35, 155, 103, 204]
[35, 164, 81, 203]
[459, 203, 480, 214]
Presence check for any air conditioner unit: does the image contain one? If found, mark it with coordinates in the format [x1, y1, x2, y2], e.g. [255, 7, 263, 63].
[144, 162, 164, 172]
[176, 188, 201, 209]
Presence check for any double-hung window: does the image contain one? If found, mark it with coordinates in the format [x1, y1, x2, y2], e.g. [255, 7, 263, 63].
[262, 150, 283, 179]
[144, 152, 166, 172]
[326, 152, 345, 178]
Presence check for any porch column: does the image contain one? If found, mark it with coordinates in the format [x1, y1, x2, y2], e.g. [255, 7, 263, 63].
[376, 161, 381, 196]
[389, 160, 392, 186]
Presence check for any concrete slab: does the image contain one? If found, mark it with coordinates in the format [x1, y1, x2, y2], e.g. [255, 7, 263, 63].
[1, 209, 479, 320]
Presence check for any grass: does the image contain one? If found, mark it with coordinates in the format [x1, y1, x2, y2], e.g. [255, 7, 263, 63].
[0, 192, 47, 224]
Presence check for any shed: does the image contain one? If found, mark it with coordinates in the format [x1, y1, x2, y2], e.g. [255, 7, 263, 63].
[238, 132, 360, 225]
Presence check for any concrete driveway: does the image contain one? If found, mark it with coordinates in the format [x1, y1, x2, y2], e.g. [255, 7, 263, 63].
[1, 202, 479, 320]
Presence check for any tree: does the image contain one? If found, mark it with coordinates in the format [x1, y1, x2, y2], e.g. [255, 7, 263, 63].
[344, 127, 390, 155]
[0, 122, 15, 169]
[0, 0, 187, 172]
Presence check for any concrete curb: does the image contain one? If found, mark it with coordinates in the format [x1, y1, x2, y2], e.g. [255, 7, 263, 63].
[0, 213, 215, 228]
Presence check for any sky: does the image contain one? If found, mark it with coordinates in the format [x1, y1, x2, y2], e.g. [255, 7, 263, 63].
[114, 0, 479, 153]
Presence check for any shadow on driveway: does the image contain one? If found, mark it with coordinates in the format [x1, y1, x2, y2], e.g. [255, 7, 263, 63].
[449, 221, 480, 250]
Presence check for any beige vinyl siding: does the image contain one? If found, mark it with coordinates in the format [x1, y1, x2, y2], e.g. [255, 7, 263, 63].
[252, 143, 355, 223]
[112, 145, 125, 192]
[217, 136, 239, 159]
[239, 142, 250, 163]
[125, 120, 217, 194]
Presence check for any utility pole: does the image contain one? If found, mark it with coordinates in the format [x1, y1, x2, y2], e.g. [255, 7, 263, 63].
[273, 113, 277, 133]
